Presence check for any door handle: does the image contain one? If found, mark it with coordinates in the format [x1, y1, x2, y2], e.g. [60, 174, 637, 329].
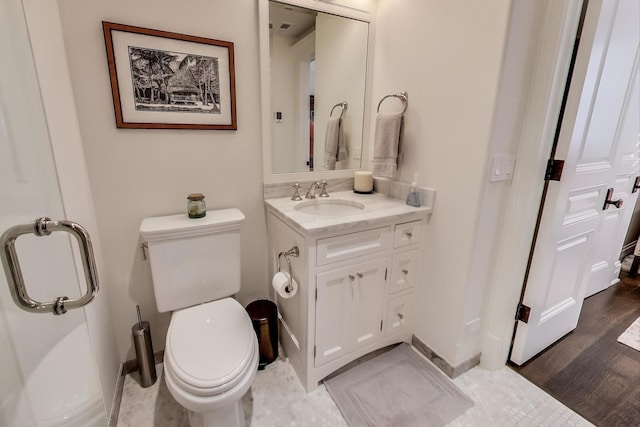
[0, 217, 99, 315]
[603, 188, 623, 210]
[633, 176, 640, 193]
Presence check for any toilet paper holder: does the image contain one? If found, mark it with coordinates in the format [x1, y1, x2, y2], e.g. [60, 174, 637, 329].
[277, 246, 299, 293]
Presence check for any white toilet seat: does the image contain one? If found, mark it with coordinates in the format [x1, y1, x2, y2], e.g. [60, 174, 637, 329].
[164, 338, 258, 413]
[163, 297, 259, 413]
[165, 339, 257, 397]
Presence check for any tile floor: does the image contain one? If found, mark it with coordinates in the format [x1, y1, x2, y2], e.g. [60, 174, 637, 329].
[116, 349, 593, 427]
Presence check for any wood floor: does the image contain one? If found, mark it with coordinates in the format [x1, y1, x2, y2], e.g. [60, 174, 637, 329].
[511, 273, 640, 427]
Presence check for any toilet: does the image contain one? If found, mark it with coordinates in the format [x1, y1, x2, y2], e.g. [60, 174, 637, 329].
[140, 208, 258, 427]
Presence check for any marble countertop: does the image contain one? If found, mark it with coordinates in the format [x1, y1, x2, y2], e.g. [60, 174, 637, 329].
[264, 190, 433, 236]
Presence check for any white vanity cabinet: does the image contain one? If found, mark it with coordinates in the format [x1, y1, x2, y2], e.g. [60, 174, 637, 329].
[265, 195, 429, 392]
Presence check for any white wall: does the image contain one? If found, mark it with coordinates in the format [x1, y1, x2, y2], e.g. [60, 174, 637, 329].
[56, 0, 268, 361]
[371, 0, 513, 366]
[44, 0, 559, 380]
[456, 0, 549, 365]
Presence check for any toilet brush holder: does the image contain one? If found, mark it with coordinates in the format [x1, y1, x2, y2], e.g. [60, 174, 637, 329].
[132, 305, 157, 387]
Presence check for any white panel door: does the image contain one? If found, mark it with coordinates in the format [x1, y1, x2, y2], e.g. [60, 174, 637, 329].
[315, 258, 386, 366]
[315, 265, 353, 366]
[349, 259, 386, 350]
[585, 66, 640, 297]
[511, 0, 640, 365]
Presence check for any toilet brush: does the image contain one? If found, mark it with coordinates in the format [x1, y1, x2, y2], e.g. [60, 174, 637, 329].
[132, 305, 157, 387]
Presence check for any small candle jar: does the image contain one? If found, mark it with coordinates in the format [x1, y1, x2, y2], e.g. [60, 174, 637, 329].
[354, 171, 373, 193]
[187, 193, 206, 218]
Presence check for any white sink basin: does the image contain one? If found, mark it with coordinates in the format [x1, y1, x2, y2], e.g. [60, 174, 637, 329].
[294, 199, 365, 215]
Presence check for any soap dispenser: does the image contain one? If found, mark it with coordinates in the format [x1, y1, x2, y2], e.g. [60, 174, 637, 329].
[406, 173, 421, 207]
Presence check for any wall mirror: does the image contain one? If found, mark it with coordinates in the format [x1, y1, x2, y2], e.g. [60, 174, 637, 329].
[263, 0, 371, 181]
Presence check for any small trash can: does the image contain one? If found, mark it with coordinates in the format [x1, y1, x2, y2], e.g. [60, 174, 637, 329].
[246, 299, 278, 370]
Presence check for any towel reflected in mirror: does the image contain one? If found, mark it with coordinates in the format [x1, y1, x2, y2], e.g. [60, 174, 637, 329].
[323, 116, 347, 170]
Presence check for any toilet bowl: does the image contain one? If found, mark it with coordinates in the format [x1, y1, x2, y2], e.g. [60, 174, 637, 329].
[163, 298, 258, 427]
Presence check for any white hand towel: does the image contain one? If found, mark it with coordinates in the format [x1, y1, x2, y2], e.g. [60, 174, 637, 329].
[372, 112, 403, 177]
[323, 117, 346, 170]
[337, 122, 348, 163]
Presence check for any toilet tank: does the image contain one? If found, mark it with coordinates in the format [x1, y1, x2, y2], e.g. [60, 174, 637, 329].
[139, 208, 245, 313]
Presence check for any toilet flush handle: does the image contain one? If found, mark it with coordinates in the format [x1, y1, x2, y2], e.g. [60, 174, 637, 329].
[140, 242, 148, 260]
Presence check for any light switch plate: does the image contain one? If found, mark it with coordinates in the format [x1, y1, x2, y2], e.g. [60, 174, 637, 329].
[490, 154, 515, 182]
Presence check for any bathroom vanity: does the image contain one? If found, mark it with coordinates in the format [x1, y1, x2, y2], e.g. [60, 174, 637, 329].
[265, 190, 433, 391]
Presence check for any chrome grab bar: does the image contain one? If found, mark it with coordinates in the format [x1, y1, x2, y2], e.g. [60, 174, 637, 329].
[0, 217, 99, 315]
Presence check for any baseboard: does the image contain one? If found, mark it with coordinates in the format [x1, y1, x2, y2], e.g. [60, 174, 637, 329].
[411, 335, 480, 379]
[621, 241, 637, 258]
[109, 350, 164, 426]
[108, 364, 124, 427]
[122, 349, 164, 375]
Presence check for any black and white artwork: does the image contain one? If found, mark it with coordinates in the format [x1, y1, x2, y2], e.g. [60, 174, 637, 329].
[128, 47, 221, 114]
[103, 22, 236, 130]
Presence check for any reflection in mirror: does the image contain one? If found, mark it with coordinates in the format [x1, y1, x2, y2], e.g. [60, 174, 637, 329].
[269, 1, 368, 174]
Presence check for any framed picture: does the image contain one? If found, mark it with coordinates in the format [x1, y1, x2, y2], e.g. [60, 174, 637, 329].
[102, 22, 236, 130]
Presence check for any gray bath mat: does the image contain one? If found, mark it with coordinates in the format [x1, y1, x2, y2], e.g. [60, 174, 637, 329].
[324, 344, 473, 427]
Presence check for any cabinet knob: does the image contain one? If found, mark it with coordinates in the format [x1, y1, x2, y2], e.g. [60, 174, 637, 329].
[402, 269, 409, 275]
[397, 313, 404, 320]
[348, 274, 355, 281]
[405, 231, 413, 239]
[357, 272, 364, 279]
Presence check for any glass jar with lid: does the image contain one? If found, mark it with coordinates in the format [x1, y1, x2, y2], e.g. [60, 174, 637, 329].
[187, 193, 206, 218]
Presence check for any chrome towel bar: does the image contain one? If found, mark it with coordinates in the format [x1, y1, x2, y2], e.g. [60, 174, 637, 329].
[0, 217, 99, 315]
[377, 91, 408, 114]
[330, 101, 348, 119]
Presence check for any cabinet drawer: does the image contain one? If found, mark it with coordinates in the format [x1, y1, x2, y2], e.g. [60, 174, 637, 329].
[389, 250, 419, 294]
[317, 227, 391, 266]
[385, 293, 412, 336]
[393, 220, 422, 248]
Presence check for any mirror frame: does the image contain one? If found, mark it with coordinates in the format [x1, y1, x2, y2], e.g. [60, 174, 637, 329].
[259, 0, 377, 184]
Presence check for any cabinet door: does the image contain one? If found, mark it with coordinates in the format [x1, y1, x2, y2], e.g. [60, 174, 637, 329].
[316, 266, 353, 366]
[315, 258, 387, 367]
[350, 259, 387, 351]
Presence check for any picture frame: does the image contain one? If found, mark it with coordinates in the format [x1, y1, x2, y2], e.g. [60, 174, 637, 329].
[102, 22, 236, 130]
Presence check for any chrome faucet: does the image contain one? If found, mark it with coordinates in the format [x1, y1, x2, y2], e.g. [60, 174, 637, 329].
[318, 180, 330, 198]
[305, 181, 322, 199]
[291, 183, 302, 201]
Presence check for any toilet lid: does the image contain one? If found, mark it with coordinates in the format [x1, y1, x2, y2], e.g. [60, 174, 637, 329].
[166, 298, 256, 391]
